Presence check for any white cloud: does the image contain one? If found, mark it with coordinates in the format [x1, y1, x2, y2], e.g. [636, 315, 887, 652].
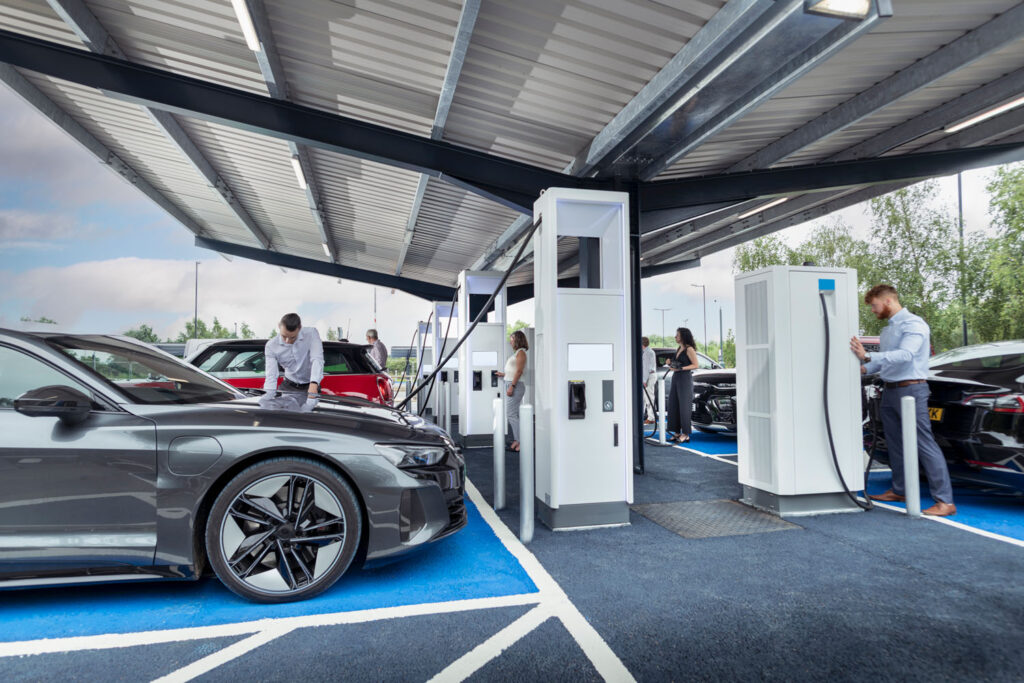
[0, 209, 92, 242]
[3, 257, 437, 345]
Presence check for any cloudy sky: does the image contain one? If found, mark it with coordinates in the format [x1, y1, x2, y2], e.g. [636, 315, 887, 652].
[0, 81, 999, 349]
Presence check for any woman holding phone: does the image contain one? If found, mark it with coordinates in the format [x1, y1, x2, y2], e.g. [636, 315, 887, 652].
[665, 327, 699, 443]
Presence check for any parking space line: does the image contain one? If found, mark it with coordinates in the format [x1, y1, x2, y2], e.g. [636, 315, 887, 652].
[464, 480, 636, 682]
[427, 604, 552, 682]
[151, 627, 294, 683]
[868, 500, 1024, 549]
[0, 593, 542, 659]
[672, 444, 738, 465]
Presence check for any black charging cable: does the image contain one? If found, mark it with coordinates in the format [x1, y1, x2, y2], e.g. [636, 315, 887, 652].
[416, 287, 458, 416]
[395, 311, 433, 404]
[820, 291, 873, 511]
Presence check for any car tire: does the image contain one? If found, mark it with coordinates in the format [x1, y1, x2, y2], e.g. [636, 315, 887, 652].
[206, 457, 362, 603]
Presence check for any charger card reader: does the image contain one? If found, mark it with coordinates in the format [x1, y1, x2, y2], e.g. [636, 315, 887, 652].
[568, 380, 586, 419]
[491, 370, 499, 387]
[472, 371, 482, 391]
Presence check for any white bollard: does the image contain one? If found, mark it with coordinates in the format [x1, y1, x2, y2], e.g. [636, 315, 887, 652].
[493, 398, 505, 510]
[901, 395, 921, 518]
[444, 376, 453, 435]
[657, 376, 667, 446]
[519, 403, 534, 544]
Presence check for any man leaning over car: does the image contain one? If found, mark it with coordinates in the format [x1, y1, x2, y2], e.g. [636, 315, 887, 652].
[264, 312, 324, 400]
[850, 284, 956, 517]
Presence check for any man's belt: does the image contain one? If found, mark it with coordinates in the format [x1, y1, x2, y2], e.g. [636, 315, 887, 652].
[884, 379, 926, 389]
[281, 378, 310, 390]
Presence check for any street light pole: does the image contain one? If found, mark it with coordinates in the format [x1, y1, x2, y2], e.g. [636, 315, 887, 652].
[193, 261, 199, 339]
[692, 284, 707, 353]
[715, 299, 724, 364]
[654, 307, 672, 342]
[958, 172, 968, 347]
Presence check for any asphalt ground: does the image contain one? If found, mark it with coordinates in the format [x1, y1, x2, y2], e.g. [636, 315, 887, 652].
[3, 433, 1023, 681]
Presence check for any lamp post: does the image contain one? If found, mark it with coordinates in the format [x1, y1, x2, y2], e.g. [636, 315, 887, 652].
[654, 307, 672, 343]
[692, 283, 707, 354]
[193, 261, 199, 339]
[958, 172, 968, 347]
[715, 298, 724, 364]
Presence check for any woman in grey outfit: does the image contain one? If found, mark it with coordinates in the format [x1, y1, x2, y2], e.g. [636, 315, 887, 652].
[665, 327, 699, 443]
[496, 330, 528, 452]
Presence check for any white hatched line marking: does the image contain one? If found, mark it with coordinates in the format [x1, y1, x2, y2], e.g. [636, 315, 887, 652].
[427, 604, 552, 682]
[0, 593, 541, 659]
[151, 627, 293, 683]
[464, 480, 636, 682]
[681, 444, 1024, 550]
[671, 443, 737, 465]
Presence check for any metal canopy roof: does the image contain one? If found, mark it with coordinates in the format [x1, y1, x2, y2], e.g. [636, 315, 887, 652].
[2, 0, 1024, 299]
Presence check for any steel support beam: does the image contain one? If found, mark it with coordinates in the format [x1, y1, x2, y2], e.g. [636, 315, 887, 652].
[396, 0, 481, 276]
[639, 142, 1024, 211]
[729, 2, 1024, 173]
[0, 28, 595, 215]
[0, 62, 207, 238]
[242, 0, 336, 262]
[636, 0, 885, 181]
[194, 237, 456, 301]
[44, 0, 273, 250]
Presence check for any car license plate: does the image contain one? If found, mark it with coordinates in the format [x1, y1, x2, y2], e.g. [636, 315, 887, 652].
[928, 407, 943, 421]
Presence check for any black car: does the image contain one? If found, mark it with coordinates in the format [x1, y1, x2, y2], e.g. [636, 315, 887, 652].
[867, 340, 1024, 493]
[0, 330, 466, 602]
[652, 348, 735, 434]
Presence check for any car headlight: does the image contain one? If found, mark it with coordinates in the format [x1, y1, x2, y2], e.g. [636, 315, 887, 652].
[375, 443, 447, 468]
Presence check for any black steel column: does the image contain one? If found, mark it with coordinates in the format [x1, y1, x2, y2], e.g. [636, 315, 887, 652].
[626, 182, 645, 475]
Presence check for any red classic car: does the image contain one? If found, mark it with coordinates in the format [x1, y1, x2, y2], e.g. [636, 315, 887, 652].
[190, 339, 393, 405]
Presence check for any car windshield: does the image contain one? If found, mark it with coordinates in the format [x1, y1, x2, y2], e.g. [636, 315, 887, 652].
[46, 335, 241, 405]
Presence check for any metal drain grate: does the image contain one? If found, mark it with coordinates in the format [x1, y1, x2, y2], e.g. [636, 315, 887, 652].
[631, 499, 802, 539]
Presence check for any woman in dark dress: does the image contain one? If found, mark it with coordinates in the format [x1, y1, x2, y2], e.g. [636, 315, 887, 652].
[665, 327, 699, 443]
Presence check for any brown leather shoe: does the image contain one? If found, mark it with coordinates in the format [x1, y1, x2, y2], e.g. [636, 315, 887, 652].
[869, 489, 906, 502]
[923, 501, 957, 517]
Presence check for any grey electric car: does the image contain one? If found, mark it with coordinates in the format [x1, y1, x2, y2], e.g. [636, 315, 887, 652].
[0, 330, 466, 602]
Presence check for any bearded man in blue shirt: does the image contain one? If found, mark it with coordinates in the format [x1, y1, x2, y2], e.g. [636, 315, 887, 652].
[850, 284, 955, 517]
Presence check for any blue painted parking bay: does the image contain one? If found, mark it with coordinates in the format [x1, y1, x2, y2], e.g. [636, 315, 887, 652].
[0, 499, 536, 642]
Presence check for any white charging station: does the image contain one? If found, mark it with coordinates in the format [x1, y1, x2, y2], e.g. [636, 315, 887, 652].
[523, 327, 536, 409]
[533, 188, 633, 530]
[457, 270, 508, 446]
[427, 300, 459, 424]
[735, 266, 863, 517]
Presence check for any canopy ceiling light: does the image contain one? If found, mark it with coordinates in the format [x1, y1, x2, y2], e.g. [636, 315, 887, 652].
[737, 197, 789, 220]
[804, 0, 872, 19]
[229, 0, 261, 52]
[290, 155, 307, 190]
[945, 94, 1024, 134]
[321, 242, 331, 257]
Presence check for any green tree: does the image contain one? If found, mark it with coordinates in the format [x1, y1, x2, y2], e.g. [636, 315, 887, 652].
[974, 164, 1024, 342]
[506, 320, 529, 335]
[239, 322, 255, 339]
[124, 324, 160, 343]
[327, 328, 339, 341]
[20, 315, 58, 324]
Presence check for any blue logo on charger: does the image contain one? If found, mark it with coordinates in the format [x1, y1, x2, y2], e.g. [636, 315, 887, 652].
[818, 278, 835, 291]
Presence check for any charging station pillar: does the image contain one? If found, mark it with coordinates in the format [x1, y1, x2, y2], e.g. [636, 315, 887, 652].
[736, 266, 863, 516]
[430, 301, 459, 425]
[456, 271, 507, 446]
[533, 189, 633, 529]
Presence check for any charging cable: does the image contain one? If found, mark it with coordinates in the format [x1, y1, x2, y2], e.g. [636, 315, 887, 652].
[416, 288, 459, 416]
[398, 218, 542, 412]
[820, 291, 873, 511]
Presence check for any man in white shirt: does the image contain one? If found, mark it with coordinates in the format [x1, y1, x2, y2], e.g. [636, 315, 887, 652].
[263, 313, 324, 399]
[641, 336, 657, 423]
[366, 329, 388, 369]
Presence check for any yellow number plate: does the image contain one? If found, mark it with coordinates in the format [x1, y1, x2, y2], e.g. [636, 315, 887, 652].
[928, 407, 944, 421]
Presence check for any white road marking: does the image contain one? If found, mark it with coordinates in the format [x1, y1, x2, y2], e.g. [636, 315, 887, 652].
[427, 604, 552, 682]
[465, 480, 636, 682]
[671, 443, 737, 465]
[150, 627, 293, 683]
[0, 593, 541, 658]
[681, 443, 1024, 550]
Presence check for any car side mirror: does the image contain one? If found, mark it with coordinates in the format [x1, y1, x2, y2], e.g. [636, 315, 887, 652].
[14, 385, 93, 425]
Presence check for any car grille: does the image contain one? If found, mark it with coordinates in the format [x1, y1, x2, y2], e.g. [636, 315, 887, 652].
[402, 460, 466, 539]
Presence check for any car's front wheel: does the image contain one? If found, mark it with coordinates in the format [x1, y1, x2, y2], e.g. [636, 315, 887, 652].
[206, 457, 362, 603]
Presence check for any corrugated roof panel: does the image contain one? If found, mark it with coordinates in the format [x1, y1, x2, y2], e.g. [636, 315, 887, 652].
[444, 0, 725, 170]
[17, 70, 260, 247]
[266, 0, 461, 137]
[87, 0, 270, 95]
[0, 0, 82, 47]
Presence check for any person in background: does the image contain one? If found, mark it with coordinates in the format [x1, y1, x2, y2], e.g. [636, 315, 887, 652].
[665, 327, 699, 443]
[264, 313, 324, 400]
[851, 284, 956, 517]
[496, 330, 528, 452]
[641, 336, 657, 424]
[366, 329, 388, 369]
